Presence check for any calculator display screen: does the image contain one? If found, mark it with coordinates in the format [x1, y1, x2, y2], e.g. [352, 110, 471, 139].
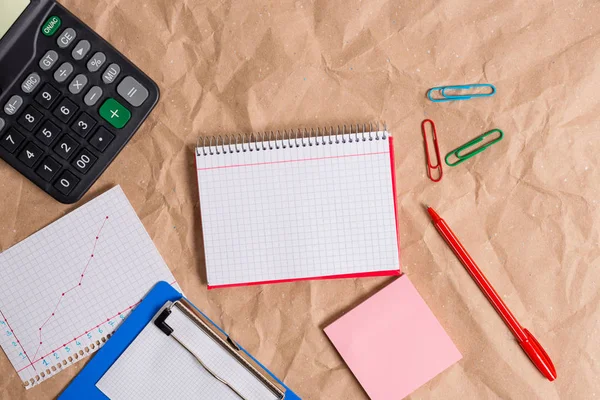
[0, 0, 30, 40]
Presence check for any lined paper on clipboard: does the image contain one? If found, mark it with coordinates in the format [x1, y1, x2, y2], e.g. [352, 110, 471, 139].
[97, 304, 281, 400]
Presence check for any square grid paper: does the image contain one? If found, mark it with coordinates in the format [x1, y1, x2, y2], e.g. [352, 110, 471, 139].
[196, 131, 400, 287]
[97, 305, 280, 400]
[0, 186, 178, 388]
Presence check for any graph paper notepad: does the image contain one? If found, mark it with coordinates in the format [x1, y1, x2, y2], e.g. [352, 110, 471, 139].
[97, 301, 283, 400]
[0, 186, 178, 389]
[195, 125, 401, 288]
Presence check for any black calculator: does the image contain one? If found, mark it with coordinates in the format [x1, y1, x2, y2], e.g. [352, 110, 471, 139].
[0, 0, 159, 203]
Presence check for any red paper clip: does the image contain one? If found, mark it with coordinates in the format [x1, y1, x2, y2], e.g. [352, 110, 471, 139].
[422, 119, 443, 182]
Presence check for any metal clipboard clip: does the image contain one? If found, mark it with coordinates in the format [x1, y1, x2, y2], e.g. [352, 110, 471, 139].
[154, 299, 286, 400]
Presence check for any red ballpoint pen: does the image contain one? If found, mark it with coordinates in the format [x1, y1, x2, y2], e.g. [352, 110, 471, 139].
[427, 206, 557, 381]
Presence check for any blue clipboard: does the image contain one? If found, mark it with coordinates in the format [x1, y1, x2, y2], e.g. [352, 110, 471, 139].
[59, 281, 300, 399]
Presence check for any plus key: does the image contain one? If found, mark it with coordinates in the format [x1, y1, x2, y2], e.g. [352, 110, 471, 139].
[99, 98, 131, 129]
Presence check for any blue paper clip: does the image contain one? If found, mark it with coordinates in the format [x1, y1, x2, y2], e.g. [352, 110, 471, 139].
[427, 84, 496, 102]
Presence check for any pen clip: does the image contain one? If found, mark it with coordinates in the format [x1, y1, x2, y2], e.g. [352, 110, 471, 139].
[519, 329, 557, 381]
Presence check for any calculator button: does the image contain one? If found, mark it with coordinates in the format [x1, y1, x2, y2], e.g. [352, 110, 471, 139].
[36, 156, 61, 182]
[102, 64, 121, 84]
[69, 74, 88, 95]
[57, 28, 77, 49]
[36, 120, 61, 146]
[1, 129, 25, 153]
[18, 106, 43, 132]
[72, 40, 91, 61]
[21, 73, 41, 94]
[39, 50, 59, 71]
[54, 134, 79, 160]
[4, 95, 23, 116]
[54, 170, 79, 195]
[35, 83, 60, 109]
[18, 142, 43, 167]
[54, 62, 74, 83]
[53, 98, 79, 123]
[42, 16, 62, 37]
[84, 86, 103, 107]
[99, 98, 131, 129]
[72, 149, 97, 174]
[89, 127, 114, 152]
[71, 112, 97, 138]
[87, 52, 106, 73]
[117, 76, 149, 107]
[0, 118, 4, 133]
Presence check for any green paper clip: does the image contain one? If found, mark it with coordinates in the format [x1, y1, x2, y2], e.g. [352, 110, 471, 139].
[445, 129, 504, 166]
[427, 84, 496, 102]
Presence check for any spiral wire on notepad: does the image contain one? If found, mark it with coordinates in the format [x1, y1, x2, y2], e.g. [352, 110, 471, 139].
[196, 122, 388, 156]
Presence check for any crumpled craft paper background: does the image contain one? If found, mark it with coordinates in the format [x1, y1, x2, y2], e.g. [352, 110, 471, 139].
[1, 0, 599, 399]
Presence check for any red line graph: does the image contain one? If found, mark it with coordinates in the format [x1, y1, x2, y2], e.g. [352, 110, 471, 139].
[16, 300, 140, 373]
[16, 277, 178, 372]
[196, 151, 389, 171]
[30, 216, 109, 363]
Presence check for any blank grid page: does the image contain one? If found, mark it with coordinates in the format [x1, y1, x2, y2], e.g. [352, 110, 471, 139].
[97, 306, 280, 400]
[196, 132, 400, 287]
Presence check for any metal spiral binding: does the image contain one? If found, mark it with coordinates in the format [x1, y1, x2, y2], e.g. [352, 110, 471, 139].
[195, 122, 388, 156]
[23, 332, 113, 387]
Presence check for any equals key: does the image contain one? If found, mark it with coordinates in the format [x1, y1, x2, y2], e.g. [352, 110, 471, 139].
[117, 76, 148, 107]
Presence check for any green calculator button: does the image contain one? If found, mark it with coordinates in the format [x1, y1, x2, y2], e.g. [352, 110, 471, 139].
[42, 16, 61, 37]
[99, 98, 131, 129]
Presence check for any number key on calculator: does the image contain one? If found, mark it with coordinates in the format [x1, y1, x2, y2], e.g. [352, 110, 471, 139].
[0, 0, 159, 203]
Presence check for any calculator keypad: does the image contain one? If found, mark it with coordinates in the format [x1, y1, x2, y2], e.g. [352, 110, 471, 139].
[0, 5, 158, 203]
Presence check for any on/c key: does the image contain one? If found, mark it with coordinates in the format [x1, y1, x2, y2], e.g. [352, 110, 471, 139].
[99, 98, 131, 129]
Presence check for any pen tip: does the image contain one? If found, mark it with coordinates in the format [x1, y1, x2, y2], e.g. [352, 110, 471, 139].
[426, 206, 441, 221]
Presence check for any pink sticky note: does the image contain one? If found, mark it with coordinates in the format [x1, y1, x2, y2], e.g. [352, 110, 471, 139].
[325, 275, 462, 400]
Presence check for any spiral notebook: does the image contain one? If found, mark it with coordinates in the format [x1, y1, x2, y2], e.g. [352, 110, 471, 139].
[195, 125, 401, 288]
